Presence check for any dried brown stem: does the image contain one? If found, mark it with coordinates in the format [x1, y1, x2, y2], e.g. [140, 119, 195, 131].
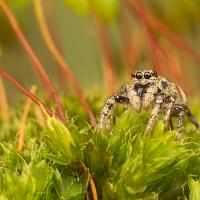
[82, 162, 98, 200]
[34, 106, 45, 127]
[0, 77, 9, 121]
[0, 68, 63, 122]
[18, 85, 37, 152]
[0, 0, 66, 122]
[33, 0, 96, 126]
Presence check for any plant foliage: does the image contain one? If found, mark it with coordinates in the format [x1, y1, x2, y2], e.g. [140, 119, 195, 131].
[0, 97, 200, 199]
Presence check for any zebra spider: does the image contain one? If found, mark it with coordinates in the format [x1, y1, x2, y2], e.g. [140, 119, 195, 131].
[99, 70, 199, 135]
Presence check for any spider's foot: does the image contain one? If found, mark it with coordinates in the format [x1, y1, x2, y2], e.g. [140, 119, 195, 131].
[144, 127, 152, 136]
[175, 127, 185, 140]
[175, 133, 183, 141]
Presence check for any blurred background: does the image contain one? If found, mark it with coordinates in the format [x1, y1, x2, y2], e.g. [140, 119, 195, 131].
[0, 0, 200, 101]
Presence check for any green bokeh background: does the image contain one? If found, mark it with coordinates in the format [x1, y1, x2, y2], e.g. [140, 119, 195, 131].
[1, 0, 200, 100]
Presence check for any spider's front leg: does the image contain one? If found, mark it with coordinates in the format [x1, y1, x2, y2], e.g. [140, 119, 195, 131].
[145, 94, 164, 135]
[99, 85, 130, 131]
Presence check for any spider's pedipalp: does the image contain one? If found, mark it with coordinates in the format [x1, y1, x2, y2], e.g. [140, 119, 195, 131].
[127, 88, 141, 112]
[142, 84, 158, 110]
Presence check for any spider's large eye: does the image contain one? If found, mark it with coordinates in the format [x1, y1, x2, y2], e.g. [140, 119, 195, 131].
[151, 70, 157, 77]
[136, 72, 143, 79]
[144, 71, 151, 79]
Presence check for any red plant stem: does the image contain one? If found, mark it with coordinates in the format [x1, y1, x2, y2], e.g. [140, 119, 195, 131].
[156, 43, 183, 85]
[92, 10, 117, 94]
[147, 10, 200, 66]
[33, 0, 96, 126]
[0, 0, 66, 122]
[137, 9, 156, 60]
[46, 0, 69, 92]
[0, 68, 64, 123]
[154, 38, 188, 92]
[118, 11, 136, 72]
[125, 0, 186, 84]
[126, 0, 164, 74]
[126, 0, 200, 67]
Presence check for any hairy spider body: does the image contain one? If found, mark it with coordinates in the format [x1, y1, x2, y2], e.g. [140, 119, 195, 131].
[99, 70, 199, 135]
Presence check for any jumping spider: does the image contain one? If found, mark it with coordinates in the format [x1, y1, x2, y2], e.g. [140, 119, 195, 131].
[99, 70, 199, 135]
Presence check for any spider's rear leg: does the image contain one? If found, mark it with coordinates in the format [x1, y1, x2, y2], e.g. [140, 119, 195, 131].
[177, 111, 185, 133]
[173, 103, 199, 129]
[163, 96, 176, 130]
[145, 94, 164, 135]
[174, 112, 185, 140]
[99, 95, 130, 131]
[183, 105, 199, 129]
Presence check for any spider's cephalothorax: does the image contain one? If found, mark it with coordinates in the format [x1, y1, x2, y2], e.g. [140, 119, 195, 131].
[99, 70, 199, 135]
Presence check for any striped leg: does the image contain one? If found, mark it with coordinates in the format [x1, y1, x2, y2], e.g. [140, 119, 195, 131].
[99, 85, 130, 131]
[173, 103, 199, 130]
[145, 94, 164, 135]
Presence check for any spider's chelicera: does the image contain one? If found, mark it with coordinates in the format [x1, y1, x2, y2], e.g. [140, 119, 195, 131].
[99, 69, 199, 135]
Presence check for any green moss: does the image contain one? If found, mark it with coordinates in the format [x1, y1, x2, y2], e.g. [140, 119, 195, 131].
[0, 96, 200, 199]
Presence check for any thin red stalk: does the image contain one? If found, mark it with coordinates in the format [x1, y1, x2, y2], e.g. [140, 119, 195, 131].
[118, 10, 133, 72]
[33, 0, 96, 126]
[126, 0, 200, 67]
[132, 0, 188, 88]
[138, 12, 160, 70]
[125, 0, 186, 84]
[128, 31, 144, 72]
[45, 0, 69, 92]
[127, 0, 163, 74]
[0, 0, 66, 122]
[0, 68, 64, 122]
[155, 40, 189, 92]
[156, 43, 183, 85]
[92, 9, 117, 94]
[147, 11, 200, 66]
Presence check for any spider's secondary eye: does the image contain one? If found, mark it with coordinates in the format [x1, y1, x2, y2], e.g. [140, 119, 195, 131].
[151, 70, 157, 77]
[131, 72, 135, 78]
[136, 72, 143, 79]
[144, 72, 151, 79]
